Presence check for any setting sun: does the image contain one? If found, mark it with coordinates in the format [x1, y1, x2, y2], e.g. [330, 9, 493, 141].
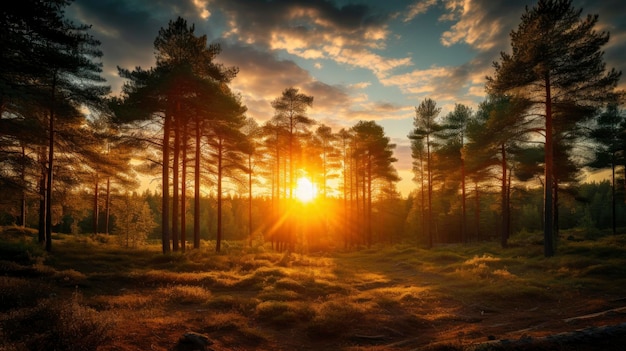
[295, 177, 317, 203]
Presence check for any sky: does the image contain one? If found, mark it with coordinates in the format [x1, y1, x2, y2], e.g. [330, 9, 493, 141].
[65, 0, 626, 197]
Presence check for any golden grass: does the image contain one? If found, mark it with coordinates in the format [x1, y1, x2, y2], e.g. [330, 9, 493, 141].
[2, 227, 626, 350]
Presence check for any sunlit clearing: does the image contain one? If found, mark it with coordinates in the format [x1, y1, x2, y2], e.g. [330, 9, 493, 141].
[295, 177, 317, 202]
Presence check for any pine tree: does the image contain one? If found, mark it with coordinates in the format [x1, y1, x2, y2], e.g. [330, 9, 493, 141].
[408, 98, 442, 248]
[487, 0, 621, 256]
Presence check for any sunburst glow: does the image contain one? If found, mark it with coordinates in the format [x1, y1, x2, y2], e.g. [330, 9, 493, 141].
[295, 177, 317, 202]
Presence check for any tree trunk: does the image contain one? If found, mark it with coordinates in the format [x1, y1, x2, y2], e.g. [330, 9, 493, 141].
[162, 114, 171, 254]
[248, 154, 253, 247]
[38, 156, 46, 244]
[105, 177, 111, 235]
[343, 145, 348, 249]
[194, 115, 201, 249]
[172, 114, 180, 252]
[461, 153, 466, 243]
[366, 155, 372, 248]
[45, 75, 56, 252]
[501, 143, 508, 248]
[544, 72, 555, 257]
[474, 181, 480, 242]
[611, 154, 616, 235]
[94, 178, 99, 235]
[420, 157, 425, 244]
[426, 135, 433, 248]
[20, 146, 26, 227]
[181, 120, 187, 252]
[216, 138, 223, 252]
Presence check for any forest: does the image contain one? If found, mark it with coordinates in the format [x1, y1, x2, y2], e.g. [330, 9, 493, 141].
[1, 0, 624, 255]
[1, 0, 626, 350]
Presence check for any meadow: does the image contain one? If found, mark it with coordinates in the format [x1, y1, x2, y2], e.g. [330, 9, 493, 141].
[1, 226, 626, 351]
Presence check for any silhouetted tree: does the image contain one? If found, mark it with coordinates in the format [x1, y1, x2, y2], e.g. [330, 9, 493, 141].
[439, 104, 473, 243]
[112, 17, 238, 253]
[409, 98, 442, 248]
[487, 0, 621, 256]
[588, 104, 626, 234]
[351, 121, 398, 247]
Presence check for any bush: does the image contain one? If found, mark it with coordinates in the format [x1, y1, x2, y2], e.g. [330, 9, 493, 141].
[1, 291, 114, 351]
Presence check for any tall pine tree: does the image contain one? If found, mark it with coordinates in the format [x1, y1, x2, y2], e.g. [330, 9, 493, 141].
[487, 0, 621, 256]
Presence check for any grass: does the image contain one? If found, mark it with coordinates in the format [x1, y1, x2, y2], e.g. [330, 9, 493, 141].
[1, 227, 626, 350]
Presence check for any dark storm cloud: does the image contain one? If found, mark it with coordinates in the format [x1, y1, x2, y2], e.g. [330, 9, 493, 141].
[67, 0, 219, 92]
[581, 0, 626, 81]
[213, 0, 389, 44]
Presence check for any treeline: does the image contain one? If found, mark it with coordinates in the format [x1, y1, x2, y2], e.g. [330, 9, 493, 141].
[1, 0, 624, 255]
[3, 179, 622, 250]
[0, 2, 399, 253]
[407, 0, 624, 256]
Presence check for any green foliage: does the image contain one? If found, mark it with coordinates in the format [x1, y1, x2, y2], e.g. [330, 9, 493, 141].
[111, 193, 157, 248]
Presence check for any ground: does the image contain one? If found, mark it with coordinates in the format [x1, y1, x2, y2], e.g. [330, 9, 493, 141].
[2, 232, 626, 351]
[94, 248, 626, 351]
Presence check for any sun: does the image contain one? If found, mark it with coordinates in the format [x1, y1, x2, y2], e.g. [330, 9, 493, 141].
[295, 177, 317, 203]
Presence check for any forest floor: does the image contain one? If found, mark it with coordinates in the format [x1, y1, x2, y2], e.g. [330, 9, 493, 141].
[1, 228, 626, 350]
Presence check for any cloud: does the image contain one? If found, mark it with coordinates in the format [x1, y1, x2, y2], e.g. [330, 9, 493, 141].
[211, 0, 411, 80]
[349, 82, 371, 90]
[439, 0, 524, 51]
[435, 0, 626, 93]
[216, 41, 353, 124]
[403, 0, 439, 23]
[68, 0, 221, 94]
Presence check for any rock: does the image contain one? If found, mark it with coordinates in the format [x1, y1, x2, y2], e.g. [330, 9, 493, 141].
[177, 331, 213, 351]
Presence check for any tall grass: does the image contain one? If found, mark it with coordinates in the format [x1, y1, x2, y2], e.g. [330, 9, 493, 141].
[2, 227, 626, 350]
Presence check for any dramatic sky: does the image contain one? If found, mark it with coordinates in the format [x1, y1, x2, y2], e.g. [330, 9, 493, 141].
[66, 0, 626, 196]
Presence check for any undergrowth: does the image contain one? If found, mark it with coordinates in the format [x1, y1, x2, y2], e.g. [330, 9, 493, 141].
[1, 227, 625, 350]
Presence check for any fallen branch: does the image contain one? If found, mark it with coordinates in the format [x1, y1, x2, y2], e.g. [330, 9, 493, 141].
[563, 306, 626, 323]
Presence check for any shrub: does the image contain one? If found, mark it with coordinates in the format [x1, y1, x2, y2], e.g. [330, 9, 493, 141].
[255, 300, 315, 327]
[0, 276, 49, 311]
[1, 292, 114, 351]
[307, 299, 368, 337]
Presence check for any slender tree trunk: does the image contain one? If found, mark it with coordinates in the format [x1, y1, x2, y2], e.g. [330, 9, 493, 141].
[248, 154, 253, 247]
[181, 120, 187, 252]
[352, 158, 362, 247]
[322, 147, 327, 199]
[554, 179, 559, 242]
[38, 157, 46, 244]
[544, 72, 555, 257]
[611, 155, 616, 235]
[501, 143, 508, 248]
[105, 177, 110, 235]
[343, 145, 348, 249]
[461, 154, 466, 243]
[172, 114, 180, 252]
[366, 155, 372, 248]
[216, 138, 223, 252]
[45, 75, 56, 252]
[507, 168, 512, 243]
[20, 146, 26, 227]
[94, 178, 99, 235]
[162, 114, 171, 254]
[362, 163, 367, 247]
[426, 135, 433, 248]
[349, 155, 354, 248]
[420, 156, 425, 244]
[474, 181, 480, 241]
[194, 115, 201, 249]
